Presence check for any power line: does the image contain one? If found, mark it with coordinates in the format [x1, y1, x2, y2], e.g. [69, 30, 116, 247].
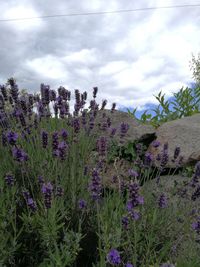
[0, 3, 200, 22]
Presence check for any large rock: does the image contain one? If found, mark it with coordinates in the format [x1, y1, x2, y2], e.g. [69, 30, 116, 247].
[84, 109, 156, 147]
[147, 113, 200, 168]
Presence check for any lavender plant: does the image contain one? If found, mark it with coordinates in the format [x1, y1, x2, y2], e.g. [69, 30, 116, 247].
[0, 78, 200, 266]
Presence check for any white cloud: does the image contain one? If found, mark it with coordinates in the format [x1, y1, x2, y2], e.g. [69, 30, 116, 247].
[26, 55, 68, 79]
[3, 5, 44, 32]
[0, 0, 199, 113]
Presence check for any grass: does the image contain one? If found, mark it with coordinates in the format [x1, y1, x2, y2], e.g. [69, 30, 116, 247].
[0, 78, 200, 266]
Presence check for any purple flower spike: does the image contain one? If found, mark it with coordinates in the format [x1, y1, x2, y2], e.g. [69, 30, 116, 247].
[152, 140, 160, 148]
[56, 186, 64, 197]
[125, 263, 134, 267]
[158, 193, 168, 208]
[111, 103, 116, 112]
[78, 199, 87, 210]
[130, 210, 140, 221]
[96, 136, 108, 157]
[144, 152, 153, 167]
[106, 249, 121, 265]
[93, 87, 98, 98]
[110, 128, 117, 138]
[5, 173, 15, 186]
[41, 130, 48, 148]
[41, 182, 53, 209]
[173, 146, 181, 160]
[122, 216, 129, 230]
[120, 122, 129, 138]
[128, 169, 139, 178]
[7, 131, 18, 145]
[27, 198, 37, 212]
[192, 218, 200, 234]
[60, 129, 68, 140]
[12, 147, 28, 162]
[88, 168, 102, 201]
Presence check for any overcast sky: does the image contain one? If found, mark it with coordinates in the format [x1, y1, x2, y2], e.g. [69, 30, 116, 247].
[0, 0, 199, 115]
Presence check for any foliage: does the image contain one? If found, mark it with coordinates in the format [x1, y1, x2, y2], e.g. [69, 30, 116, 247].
[0, 78, 200, 266]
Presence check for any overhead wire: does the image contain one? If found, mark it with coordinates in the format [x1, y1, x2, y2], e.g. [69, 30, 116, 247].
[0, 3, 200, 22]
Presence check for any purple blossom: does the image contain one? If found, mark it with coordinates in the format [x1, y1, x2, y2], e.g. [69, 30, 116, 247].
[38, 175, 44, 185]
[191, 185, 200, 201]
[53, 141, 68, 161]
[7, 131, 18, 145]
[23, 190, 37, 212]
[111, 103, 116, 112]
[130, 210, 140, 221]
[96, 136, 108, 157]
[122, 216, 129, 230]
[160, 150, 169, 168]
[192, 218, 200, 234]
[88, 168, 102, 201]
[135, 143, 142, 155]
[190, 161, 200, 187]
[73, 118, 80, 134]
[56, 186, 64, 197]
[41, 130, 48, 148]
[93, 87, 98, 98]
[60, 129, 68, 140]
[126, 182, 144, 220]
[110, 128, 117, 138]
[52, 131, 59, 150]
[173, 146, 181, 160]
[5, 173, 15, 186]
[78, 199, 87, 210]
[106, 249, 121, 265]
[101, 99, 107, 110]
[12, 147, 28, 162]
[120, 122, 129, 138]
[158, 193, 168, 208]
[27, 197, 37, 212]
[125, 263, 134, 267]
[41, 182, 53, 209]
[152, 140, 161, 148]
[128, 169, 139, 178]
[144, 152, 153, 167]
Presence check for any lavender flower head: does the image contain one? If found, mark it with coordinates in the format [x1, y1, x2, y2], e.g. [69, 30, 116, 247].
[106, 249, 121, 265]
[22, 190, 37, 212]
[122, 216, 129, 230]
[60, 128, 68, 140]
[78, 199, 87, 210]
[7, 131, 18, 145]
[12, 147, 28, 162]
[5, 173, 15, 186]
[88, 168, 102, 201]
[128, 169, 139, 178]
[152, 140, 161, 148]
[96, 136, 108, 157]
[125, 263, 134, 267]
[192, 217, 200, 234]
[158, 193, 168, 208]
[41, 130, 48, 148]
[41, 182, 54, 209]
[144, 152, 153, 167]
[120, 122, 129, 139]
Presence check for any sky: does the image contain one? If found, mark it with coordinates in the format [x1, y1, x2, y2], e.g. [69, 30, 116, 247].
[0, 0, 199, 117]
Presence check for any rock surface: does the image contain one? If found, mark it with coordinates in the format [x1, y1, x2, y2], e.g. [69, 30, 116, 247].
[147, 113, 200, 168]
[85, 109, 156, 146]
